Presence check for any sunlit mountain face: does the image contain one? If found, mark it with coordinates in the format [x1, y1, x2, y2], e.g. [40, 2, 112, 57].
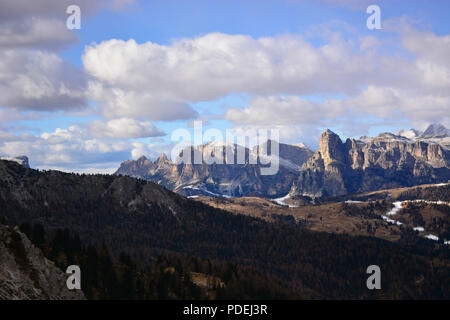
[115, 124, 450, 199]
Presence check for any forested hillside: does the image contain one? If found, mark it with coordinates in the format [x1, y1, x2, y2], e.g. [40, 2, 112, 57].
[17, 223, 297, 300]
[1, 160, 449, 299]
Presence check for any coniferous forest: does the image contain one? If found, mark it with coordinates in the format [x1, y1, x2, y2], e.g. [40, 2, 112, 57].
[1, 160, 449, 299]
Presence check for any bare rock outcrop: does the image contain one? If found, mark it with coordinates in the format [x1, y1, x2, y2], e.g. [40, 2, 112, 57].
[115, 141, 313, 198]
[291, 129, 450, 198]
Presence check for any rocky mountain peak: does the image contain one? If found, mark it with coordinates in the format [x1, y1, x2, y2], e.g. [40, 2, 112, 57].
[115, 156, 153, 178]
[345, 137, 359, 148]
[320, 129, 341, 143]
[155, 153, 170, 165]
[319, 129, 345, 165]
[321, 128, 339, 138]
[113, 126, 450, 200]
[137, 155, 148, 161]
[293, 128, 450, 198]
[136, 155, 151, 164]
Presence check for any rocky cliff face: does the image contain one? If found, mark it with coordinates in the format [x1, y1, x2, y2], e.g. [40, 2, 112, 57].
[290, 130, 349, 197]
[291, 128, 450, 198]
[115, 124, 450, 199]
[0, 223, 85, 300]
[115, 141, 313, 198]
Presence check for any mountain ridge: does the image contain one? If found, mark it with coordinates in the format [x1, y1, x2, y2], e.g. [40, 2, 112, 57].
[291, 126, 450, 198]
[115, 140, 314, 198]
[1, 159, 449, 299]
[115, 124, 450, 199]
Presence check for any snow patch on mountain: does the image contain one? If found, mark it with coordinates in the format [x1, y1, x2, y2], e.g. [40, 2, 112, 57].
[272, 194, 293, 207]
[425, 234, 439, 241]
[346, 198, 449, 244]
[382, 215, 403, 225]
[182, 186, 232, 198]
[387, 201, 403, 215]
[397, 129, 422, 139]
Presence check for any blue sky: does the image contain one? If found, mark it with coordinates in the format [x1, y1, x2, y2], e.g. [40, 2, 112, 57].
[0, 0, 449, 172]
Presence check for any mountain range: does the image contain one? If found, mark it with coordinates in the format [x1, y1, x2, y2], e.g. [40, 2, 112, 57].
[115, 124, 450, 199]
[116, 140, 314, 198]
[291, 127, 450, 198]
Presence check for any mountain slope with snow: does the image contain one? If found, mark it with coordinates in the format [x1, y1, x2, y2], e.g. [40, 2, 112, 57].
[116, 124, 450, 199]
[116, 140, 313, 198]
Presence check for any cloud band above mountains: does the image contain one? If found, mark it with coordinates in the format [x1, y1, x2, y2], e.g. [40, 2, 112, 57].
[0, 0, 449, 171]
